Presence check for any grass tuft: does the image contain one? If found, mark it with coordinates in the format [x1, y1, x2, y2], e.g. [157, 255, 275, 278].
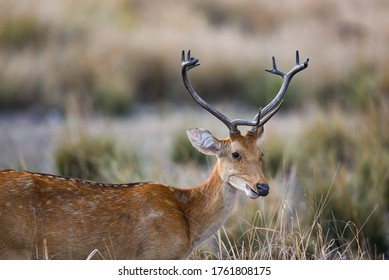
[0, 15, 47, 49]
[171, 131, 209, 166]
[54, 135, 141, 182]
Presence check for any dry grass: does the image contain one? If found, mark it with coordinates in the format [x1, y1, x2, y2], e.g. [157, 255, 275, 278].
[0, 0, 388, 260]
[195, 97, 388, 260]
[0, 0, 388, 113]
[43, 100, 386, 260]
[1, 104, 387, 260]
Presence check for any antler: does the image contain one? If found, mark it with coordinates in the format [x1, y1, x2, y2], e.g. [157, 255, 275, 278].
[182, 50, 260, 134]
[250, 50, 309, 131]
[181, 50, 309, 134]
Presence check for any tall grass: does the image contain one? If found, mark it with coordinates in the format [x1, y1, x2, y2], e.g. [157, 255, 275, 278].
[193, 193, 373, 260]
[0, 0, 388, 114]
[53, 125, 142, 183]
[1, 0, 388, 260]
[186, 93, 387, 260]
[45, 85, 387, 260]
[50, 100, 388, 260]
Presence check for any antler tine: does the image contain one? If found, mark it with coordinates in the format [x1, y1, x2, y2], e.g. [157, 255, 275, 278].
[252, 50, 309, 125]
[182, 50, 238, 133]
[259, 100, 284, 126]
[266, 56, 285, 77]
[249, 101, 284, 133]
[182, 50, 263, 133]
[181, 50, 308, 134]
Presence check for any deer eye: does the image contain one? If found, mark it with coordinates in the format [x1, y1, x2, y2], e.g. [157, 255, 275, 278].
[232, 152, 240, 159]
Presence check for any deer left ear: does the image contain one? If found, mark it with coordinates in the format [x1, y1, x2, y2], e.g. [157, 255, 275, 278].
[246, 126, 265, 144]
[186, 128, 222, 156]
[256, 126, 265, 145]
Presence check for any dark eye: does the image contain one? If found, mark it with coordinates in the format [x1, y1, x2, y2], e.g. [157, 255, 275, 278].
[232, 152, 240, 159]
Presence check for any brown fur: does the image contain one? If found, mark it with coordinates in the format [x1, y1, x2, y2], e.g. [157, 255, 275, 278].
[0, 131, 267, 259]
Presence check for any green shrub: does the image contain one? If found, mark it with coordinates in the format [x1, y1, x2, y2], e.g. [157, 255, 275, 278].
[297, 118, 356, 168]
[132, 55, 177, 103]
[262, 139, 288, 177]
[91, 84, 134, 116]
[294, 110, 389, 257]
[316, 64, 380, 111]
[171, 131, 209, 166]
[0, 15, 46, 49]
[54, 137, 116, 181]
[54, 134, 143, 183]
[0, 80, 27, 110]
[245, 70, 303, 111]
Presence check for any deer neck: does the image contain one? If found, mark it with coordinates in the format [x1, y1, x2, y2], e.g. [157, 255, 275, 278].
[181, 165, 238, 249]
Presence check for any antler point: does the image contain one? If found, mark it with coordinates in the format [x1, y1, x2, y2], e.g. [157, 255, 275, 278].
[296, 50, 300, 65]
[182, 50, 308, 133]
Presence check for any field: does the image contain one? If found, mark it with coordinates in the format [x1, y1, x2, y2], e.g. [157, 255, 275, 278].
[0, 0, 388, 259]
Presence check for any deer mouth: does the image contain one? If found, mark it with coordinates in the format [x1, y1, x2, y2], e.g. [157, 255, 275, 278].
[245, 184, 269, 199]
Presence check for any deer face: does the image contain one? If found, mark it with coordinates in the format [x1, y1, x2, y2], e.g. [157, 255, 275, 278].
[187, 127, 269, 199]
[182, 50, 308, 198]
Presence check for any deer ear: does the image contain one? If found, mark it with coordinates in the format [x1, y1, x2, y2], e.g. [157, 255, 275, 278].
[246, 126, 265, 144]
[256, 126, 265, 145]
[186, 128, 222, 156]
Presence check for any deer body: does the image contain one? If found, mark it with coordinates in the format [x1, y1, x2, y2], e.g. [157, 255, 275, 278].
[0, 131, 264, 259]
[0, 51, 308, 259]
[0, 168, 236, 259]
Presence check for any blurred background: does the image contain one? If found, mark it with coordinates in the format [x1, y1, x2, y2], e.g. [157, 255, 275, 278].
[0, 0, 388, 259]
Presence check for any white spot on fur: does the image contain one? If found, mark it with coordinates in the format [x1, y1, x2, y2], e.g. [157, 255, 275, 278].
[16, 178, 34, 188]
[148, 210, 164, 218]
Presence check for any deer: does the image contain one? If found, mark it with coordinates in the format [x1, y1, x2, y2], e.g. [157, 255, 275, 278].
[0, 50, 308, 260]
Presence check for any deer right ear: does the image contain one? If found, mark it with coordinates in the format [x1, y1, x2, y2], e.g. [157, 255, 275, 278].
[186, 128, 222, 156]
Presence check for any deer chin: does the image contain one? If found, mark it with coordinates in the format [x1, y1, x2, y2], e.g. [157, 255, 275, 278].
[245, 184, 269, 199]
[245, 185, 260, 199]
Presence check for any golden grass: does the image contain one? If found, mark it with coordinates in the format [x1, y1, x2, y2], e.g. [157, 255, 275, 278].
[0, 0, 388, 260]
[47, 99, 387, 260]
[208, 99, 387, 260]
[0, 0, 388, 113]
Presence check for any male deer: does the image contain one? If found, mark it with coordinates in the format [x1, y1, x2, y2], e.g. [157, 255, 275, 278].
[0, 50, 308, 259]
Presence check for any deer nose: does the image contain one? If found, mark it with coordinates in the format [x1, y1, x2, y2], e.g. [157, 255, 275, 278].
[256, 183, 269, 197]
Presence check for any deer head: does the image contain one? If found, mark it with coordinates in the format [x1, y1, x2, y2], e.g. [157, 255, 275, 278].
[182, 50, 309, 199]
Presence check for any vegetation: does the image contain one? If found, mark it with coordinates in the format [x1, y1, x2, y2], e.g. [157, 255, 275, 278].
[171, 130, 209, 166]
[54, 135, 141, 183]
[55, 136, 116, 181]
[0, 0, 388, 259]
[0, 0, 388, 114]
[191, 99, 389, 259]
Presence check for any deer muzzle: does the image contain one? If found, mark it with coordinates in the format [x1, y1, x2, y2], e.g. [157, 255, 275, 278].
[245, 183, 269, 199]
